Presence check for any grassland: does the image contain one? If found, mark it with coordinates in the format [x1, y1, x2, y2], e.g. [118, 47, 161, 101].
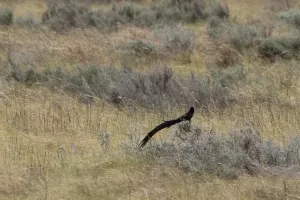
[1, 0, 300, 199]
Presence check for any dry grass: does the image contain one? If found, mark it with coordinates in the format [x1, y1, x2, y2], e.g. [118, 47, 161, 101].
[1, 85, 300, 199]
[1, 0, 300, 199]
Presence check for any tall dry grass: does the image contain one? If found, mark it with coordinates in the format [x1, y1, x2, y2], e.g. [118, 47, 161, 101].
[0, 0, 300, 199]
[1, 84, 300, 199]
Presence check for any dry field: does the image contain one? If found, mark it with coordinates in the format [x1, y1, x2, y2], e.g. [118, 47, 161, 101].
[1, 0, 300, 199]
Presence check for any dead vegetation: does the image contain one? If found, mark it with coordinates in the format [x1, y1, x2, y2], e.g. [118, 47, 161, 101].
[1, 0, 300, 199]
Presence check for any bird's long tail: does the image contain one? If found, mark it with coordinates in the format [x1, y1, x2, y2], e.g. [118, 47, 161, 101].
[138, 135, 150, 150]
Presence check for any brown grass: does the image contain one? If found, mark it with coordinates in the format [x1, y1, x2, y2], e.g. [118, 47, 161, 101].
[1, 0, 300, 199]
[1, 85, 300, 199]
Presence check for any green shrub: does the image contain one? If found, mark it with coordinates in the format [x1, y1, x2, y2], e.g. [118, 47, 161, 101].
[123, 122, 300, 178]
[207, 17, 226, 38]
[118, 39, 160, 67]
[42, 0, 230, 32]
[9, 65, 43, 86]
[42, 1, 89, 32]
[213, 2, 230, 19]
[88, 10, 119, 30]
[229, 25, 258, 51]
[15, 16, 41, 28]
[0, 8, 13, 25]
[155, 24, 196, 55]
[8, 64, 249, 109]
[258, 37, 300, 60]
[161, 0, 230, 22]
[120, 40, 158, 57]
[117, 4, 143, 22]
[208, 18, 261, 52]
[280, 9, 300, 29]
[187, 66, 247, 108]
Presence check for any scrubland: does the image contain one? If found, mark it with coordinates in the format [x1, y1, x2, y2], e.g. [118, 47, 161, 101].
[1, 0, 300, 199]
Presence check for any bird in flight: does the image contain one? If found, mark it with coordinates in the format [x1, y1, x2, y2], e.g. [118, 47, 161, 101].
[139, 107, 194, 149]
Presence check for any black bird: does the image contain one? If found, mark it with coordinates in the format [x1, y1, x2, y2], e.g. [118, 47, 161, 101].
[139, 107, 194, 149]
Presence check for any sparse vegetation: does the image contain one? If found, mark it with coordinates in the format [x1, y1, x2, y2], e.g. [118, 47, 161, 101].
[1, 0, 300, 199]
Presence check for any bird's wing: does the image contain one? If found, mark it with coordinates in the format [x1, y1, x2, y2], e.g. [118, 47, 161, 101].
[180, 107, 194, 121]
[138, 119, 180, 149]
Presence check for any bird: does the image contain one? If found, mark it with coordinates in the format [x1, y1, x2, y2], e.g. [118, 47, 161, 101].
[138, 107, 194, 149]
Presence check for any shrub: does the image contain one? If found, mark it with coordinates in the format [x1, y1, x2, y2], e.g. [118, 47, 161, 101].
[8, 64, 249, 109]
[135, 8, 157, 27]
[42, 2, 155, 31]
[207, 17, 226, 38]
[286, 137, 300, 166]
[88, 10, 119, 30]
[123, 122, 300, 178]
[262, 140, 285, 166]
[159, 0, 230, 22]
[15, 16, 41, 28]
[0, 8, 13, 25]
[213, 2, 230, 19]
[9, 66, 43, 86]
[258, 37, 300, 60]
[155, 24, 196, 55]
[89, 4, 158, 29]
[154, 1, 198, 23]
[42, 0, 230, 32]
[120, 40, 158, 57]
[117, 4, 143, 22]
[119, 39, 160, 67]
[113, 1, 227, 27]
[42, 1, 89, 32]
[208, 18, 260, 52]
[186, 66, 247, 108]
[229, 25, 259, 52]
[280, 9, 300, 29]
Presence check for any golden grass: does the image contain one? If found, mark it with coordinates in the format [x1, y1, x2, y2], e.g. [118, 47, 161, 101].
[1, 0, 300, 199]
[0, 0, 46, 22]
[1, 85, 300, 199]
[226, 0, 266, 22]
